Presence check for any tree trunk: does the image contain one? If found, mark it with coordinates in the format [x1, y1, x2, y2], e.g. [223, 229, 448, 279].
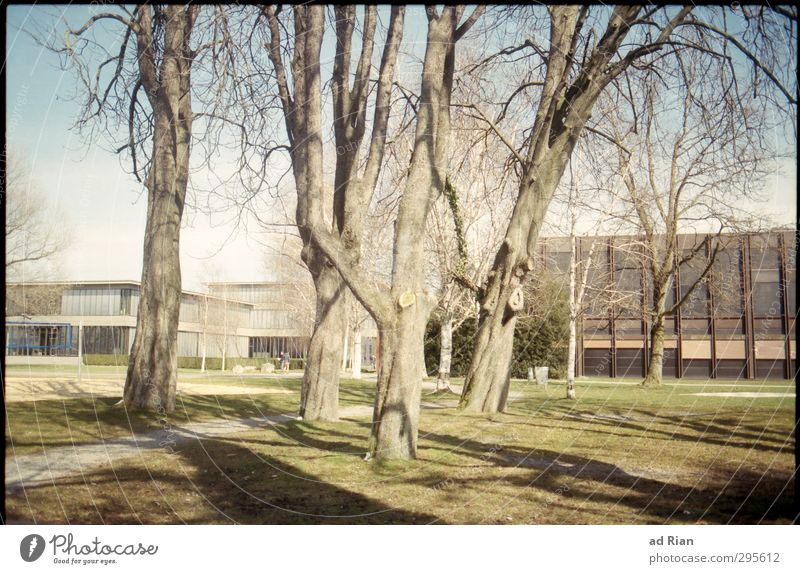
[351, 329, 362, 379]
[566, 234, 578, 400]
[123, 180, 185, 412]
[123, 7, 195, 413]
[368, 306, 427, 460]
[436, 316, 453, 392]
[643, 286, 668, 387]
[566, 316, 578, 399]
[300, 258, 348, 421]
[200, 297, 207, 372]
[460, 240, 528, 413]
[341, 323, 350, 371]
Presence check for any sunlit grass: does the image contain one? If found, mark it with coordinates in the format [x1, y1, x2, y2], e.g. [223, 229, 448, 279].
[5, 374, 796, 524]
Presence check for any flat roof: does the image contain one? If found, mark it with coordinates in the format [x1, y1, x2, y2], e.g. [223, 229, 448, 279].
[5, 281, 254, 307]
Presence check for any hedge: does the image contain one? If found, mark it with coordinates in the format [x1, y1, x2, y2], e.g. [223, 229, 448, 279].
[82, 354, 306, 371]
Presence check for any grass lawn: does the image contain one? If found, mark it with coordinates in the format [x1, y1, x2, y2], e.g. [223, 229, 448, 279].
[5, 372, 797, 524]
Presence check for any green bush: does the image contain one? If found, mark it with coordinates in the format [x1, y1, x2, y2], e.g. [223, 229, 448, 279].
[82, 354, 129, 366]
[424, 318, 477, 378]
[424, 274, 570, 379]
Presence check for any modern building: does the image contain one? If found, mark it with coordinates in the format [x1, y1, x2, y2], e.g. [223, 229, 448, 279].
[4, 230, 795, 380]
[541, 229, 796, 380]
[5, 280, 375, 363]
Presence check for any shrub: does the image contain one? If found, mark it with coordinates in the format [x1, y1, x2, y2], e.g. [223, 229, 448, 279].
[83, 354, 128, 366]
[424, 274, 570, 379]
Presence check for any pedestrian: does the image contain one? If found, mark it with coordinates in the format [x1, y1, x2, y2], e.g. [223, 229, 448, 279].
[282, 351, 290, 372]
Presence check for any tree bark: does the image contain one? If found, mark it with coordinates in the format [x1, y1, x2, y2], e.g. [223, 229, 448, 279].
[567, 242, 578, 399]
[642, 285, 668, 387]
[368, 305, 427, 460]
[436, 316, 453, 391]
[300, 256, 348, 421]
[123, 6, 197, 413]
[459, 182, 551, 413]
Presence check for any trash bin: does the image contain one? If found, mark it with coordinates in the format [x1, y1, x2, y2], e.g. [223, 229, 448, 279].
[534, 366, 549, 386]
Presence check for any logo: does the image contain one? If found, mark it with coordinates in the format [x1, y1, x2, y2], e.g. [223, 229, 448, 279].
[20, 534, 46, 562]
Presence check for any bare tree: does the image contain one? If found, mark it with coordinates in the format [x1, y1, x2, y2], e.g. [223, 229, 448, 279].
[426, 129, 515, 391]
[53, 5, 242, 412]
[258, 5, 405, 422]
[605, 56, 774, 387]
[261, 5, 483, 458]
[458, 5, 797, 413]
[4, 153, 71, 281]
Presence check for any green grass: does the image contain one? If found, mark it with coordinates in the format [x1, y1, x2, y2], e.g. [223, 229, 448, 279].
[5, 375, 796, 525]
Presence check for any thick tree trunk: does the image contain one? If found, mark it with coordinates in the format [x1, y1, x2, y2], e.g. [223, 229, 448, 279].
[123, 7, 194, 413]
[460, 241, 528, 413]
[123, 184, 185, 412]
[368, 307, 427, 460]
[351, 329, 362, 379]
[460, 303, 518, 412]
[436, 316, 453, 392]
[643, 287, 668, 387]
[300, 258, 348, 421]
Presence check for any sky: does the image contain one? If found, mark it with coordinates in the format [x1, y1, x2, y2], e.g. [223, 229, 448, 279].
[4, 5, 797, 292]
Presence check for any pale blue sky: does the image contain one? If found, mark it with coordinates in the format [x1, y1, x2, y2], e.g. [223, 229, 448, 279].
[5, 5, 797, 291]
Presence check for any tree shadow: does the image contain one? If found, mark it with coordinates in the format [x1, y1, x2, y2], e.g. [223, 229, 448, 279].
[501, 402, 792, 454]
[7, 432, 441, 525]
[417, 430, 797, 524]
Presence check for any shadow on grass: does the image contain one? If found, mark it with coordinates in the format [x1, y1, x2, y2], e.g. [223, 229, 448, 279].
[416, 430, 797, 524]
[8, 431, 441, 525]
[4, 394, 302, 453]
[503, 400, 793, 455]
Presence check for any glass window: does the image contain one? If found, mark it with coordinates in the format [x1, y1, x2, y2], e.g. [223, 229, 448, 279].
[712, 247, 743, 317]
[679, 250, 710, 318]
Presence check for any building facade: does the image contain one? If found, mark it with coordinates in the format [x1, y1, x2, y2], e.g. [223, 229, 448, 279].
[541, 230, 796, 380]
[5, 281, 303, 361]
[4, 230, 795, 379]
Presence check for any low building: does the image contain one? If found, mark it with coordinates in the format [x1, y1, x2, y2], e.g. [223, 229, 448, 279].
[5, 280, 376, 364]
[540, 230, 796, 380]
